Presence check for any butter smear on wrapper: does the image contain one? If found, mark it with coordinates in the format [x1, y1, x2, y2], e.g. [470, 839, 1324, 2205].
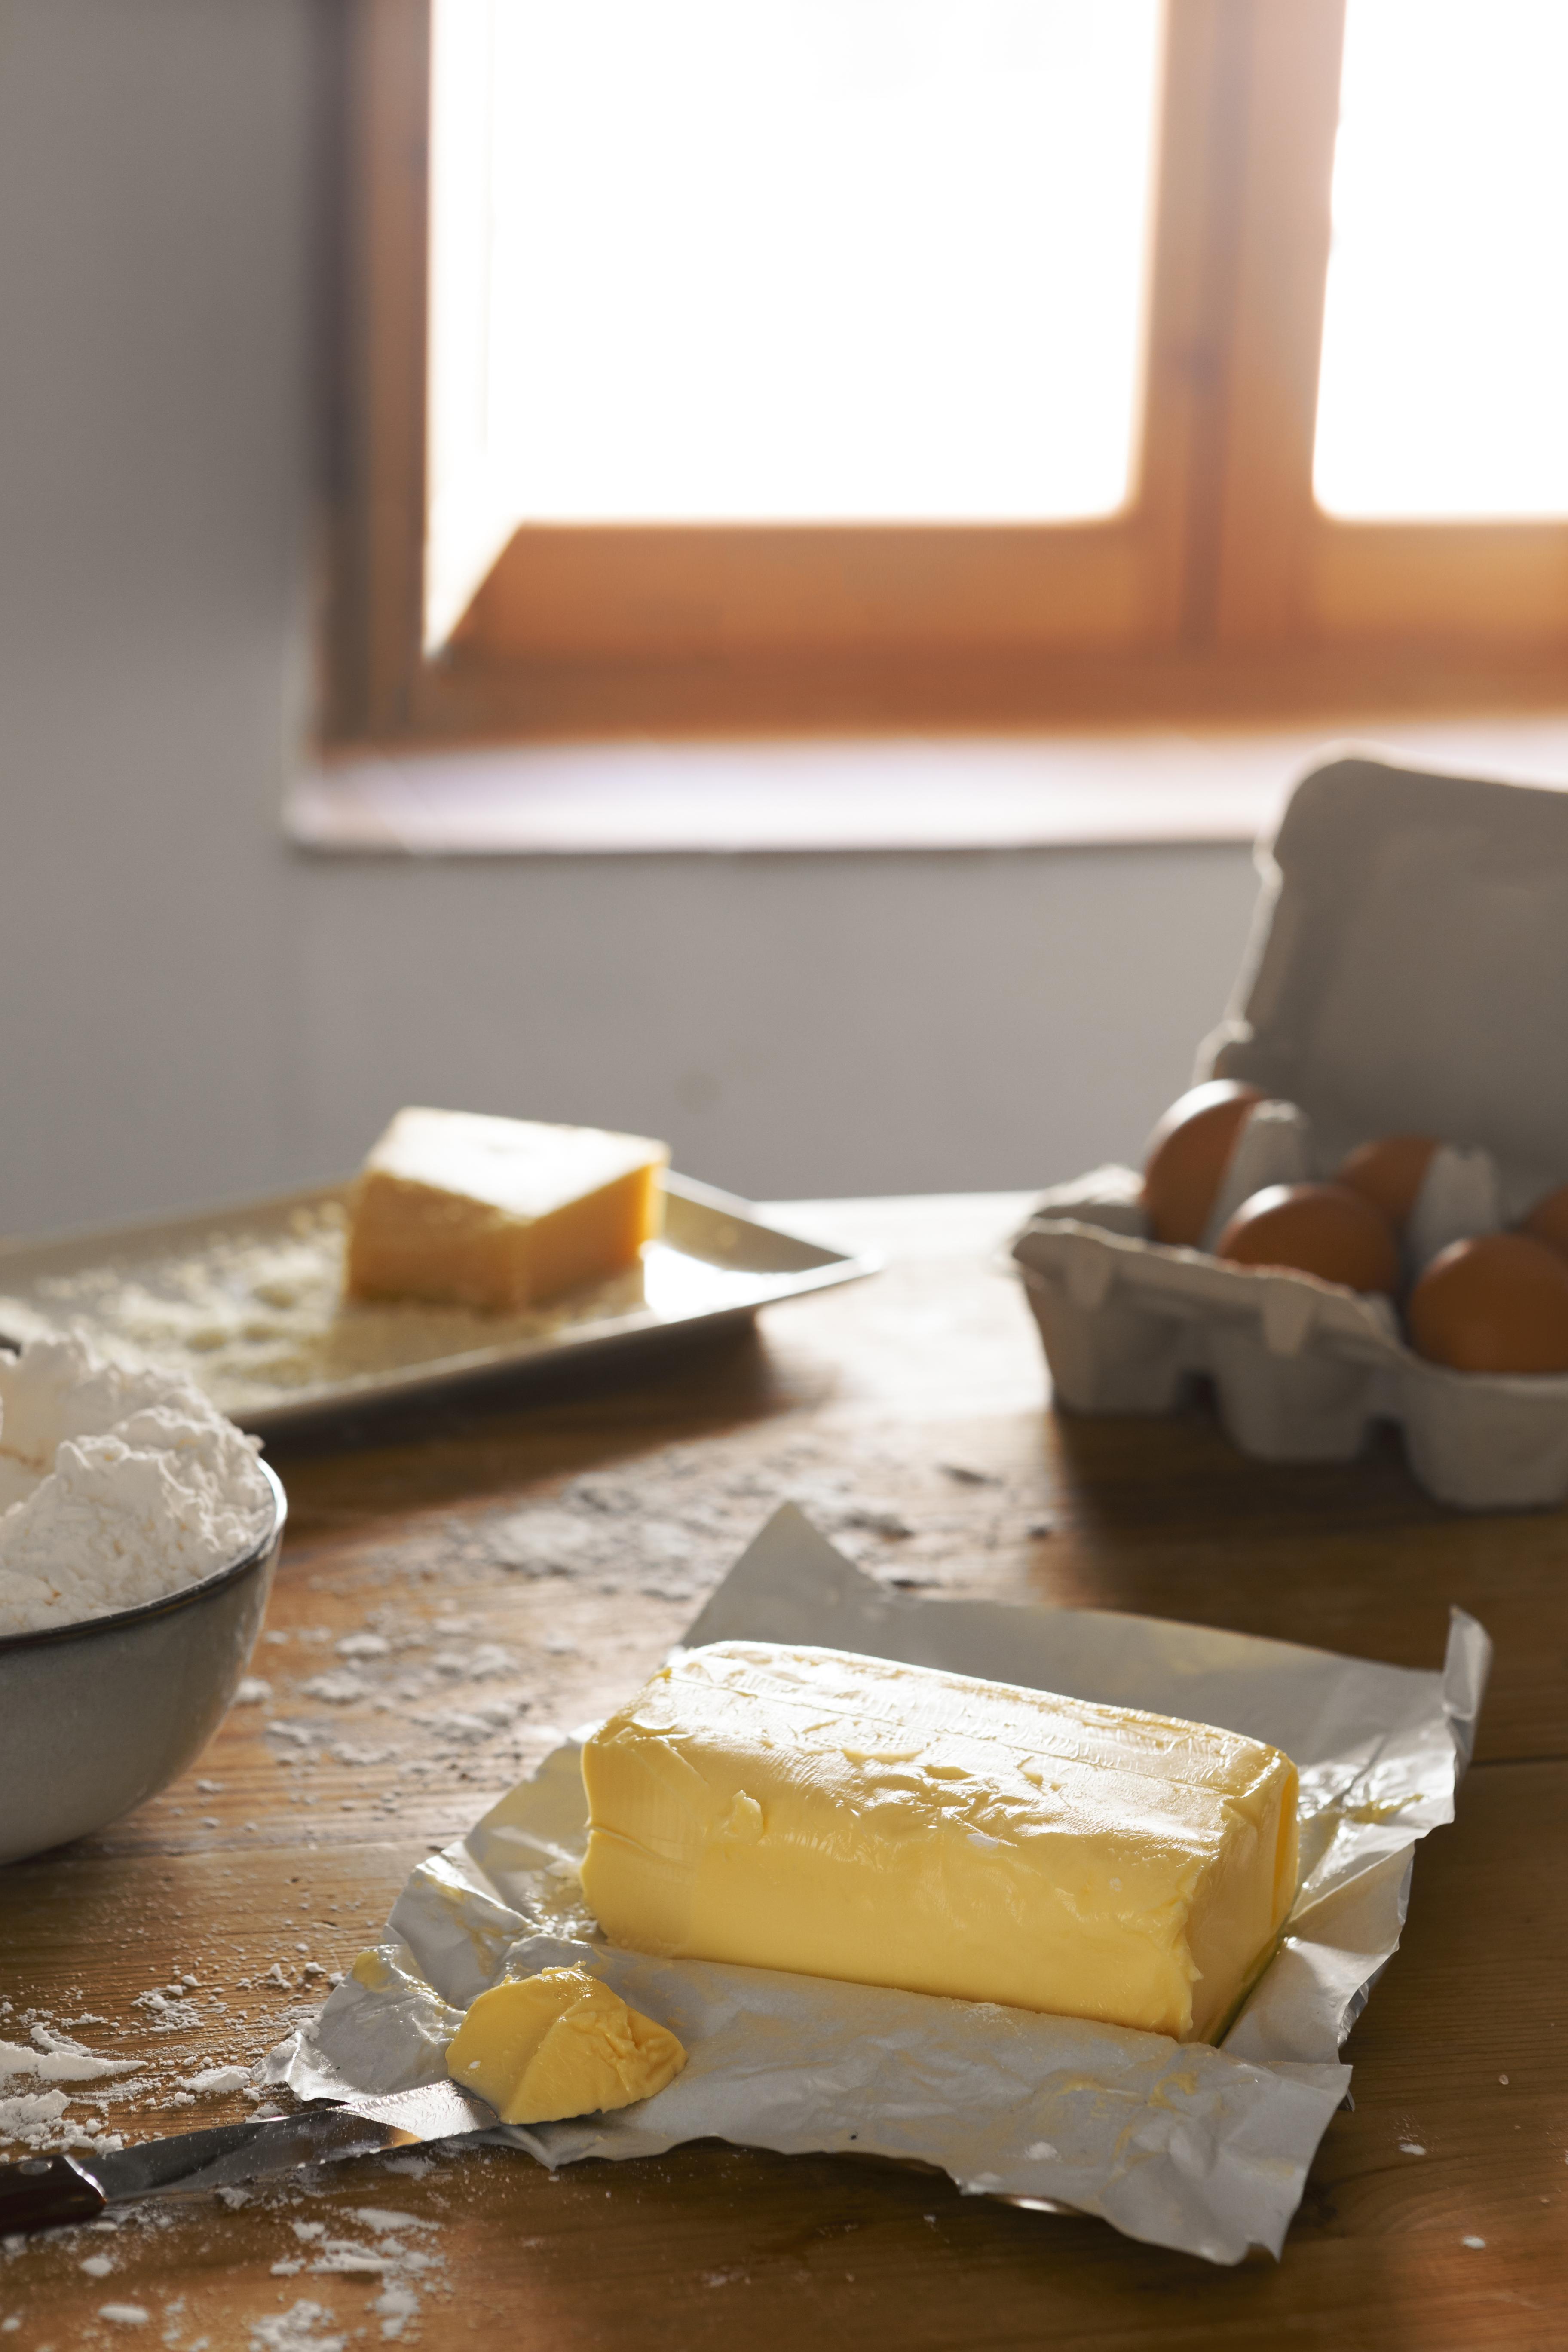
[581, 1640, 1299, 2043]
[445, 1966, 686, 2124]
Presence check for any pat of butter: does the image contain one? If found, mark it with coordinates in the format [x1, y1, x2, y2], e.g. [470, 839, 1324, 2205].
[580, 1641, 1299, 2044]
[444, 1966, 686, 2125]
[345, 1107, 668, 1311]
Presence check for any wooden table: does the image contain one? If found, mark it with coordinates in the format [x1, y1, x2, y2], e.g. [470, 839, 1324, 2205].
[3, 1194, 1566, 2349]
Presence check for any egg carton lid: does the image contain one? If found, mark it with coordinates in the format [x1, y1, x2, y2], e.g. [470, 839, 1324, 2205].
[1198, 752, 1568, 1216]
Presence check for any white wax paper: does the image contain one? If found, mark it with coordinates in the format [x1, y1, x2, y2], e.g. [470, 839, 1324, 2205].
[270, 1504, 1489, 2266]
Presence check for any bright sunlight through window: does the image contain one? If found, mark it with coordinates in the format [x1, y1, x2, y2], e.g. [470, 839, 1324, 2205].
[426, 0, 1163, 646]
[1314, 0, 1568, 522]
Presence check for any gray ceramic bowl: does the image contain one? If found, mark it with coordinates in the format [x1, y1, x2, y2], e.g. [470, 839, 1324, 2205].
[0, 1460, 286, 1866]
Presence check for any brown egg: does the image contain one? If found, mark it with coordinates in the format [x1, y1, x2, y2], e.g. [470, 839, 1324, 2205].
[1141, 1081, 1262, 1246]
[1408, 1234, 1568, 1374]
[1216, 1182, 1400, 1293]
[1336, 1134, 1439, 1231]
[1521, 1183, 1568, 1262]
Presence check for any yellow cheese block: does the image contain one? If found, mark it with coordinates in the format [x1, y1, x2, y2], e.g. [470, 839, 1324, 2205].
[344, 1106, 668, 1311]
[580, 1641, 1299, 2044]
[445, 1966, 686, 2124]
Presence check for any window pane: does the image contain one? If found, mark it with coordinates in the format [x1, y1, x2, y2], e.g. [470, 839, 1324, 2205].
[1314, 0, 1568, 521]
[427, 0, 1162, 640]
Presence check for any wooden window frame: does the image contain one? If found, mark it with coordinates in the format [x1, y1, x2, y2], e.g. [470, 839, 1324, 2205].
[321, 0, 1568, 751]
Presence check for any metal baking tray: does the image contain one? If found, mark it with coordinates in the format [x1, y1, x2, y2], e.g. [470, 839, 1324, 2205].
[0, 1173, 878, 1437]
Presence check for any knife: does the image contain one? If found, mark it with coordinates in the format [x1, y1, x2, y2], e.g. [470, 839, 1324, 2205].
[0, 2080, 498, 2234]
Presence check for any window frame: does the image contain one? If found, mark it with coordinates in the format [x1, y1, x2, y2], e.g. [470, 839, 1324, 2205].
[321, 0, 1568, 751]
[1211, 0, 1568, 651]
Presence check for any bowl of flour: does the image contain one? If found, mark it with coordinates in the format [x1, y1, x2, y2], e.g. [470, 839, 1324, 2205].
[0, 1333, 283, 1865]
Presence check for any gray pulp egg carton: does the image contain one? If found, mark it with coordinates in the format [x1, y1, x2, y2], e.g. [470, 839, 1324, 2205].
[1012, 753, 1568, 1511]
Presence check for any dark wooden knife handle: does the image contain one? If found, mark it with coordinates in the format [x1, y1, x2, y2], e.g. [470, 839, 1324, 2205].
[0, 2152, 107, 2232]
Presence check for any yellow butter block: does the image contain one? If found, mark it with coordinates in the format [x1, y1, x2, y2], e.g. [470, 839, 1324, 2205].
[445, 1966, 686, 2124]
[580, 1641, 1299, 2044]
[345, 1107, 668, 1311]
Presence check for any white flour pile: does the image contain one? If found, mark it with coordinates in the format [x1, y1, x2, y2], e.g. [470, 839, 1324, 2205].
[0, 1332, 273, 1637]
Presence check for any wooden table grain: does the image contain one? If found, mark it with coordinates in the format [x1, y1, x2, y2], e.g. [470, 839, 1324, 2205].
[3, 1193, 1565, 2350]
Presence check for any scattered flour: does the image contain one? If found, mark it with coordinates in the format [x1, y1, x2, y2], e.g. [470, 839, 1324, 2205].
[132, 1990, 204, 2033]
[250, 2301, 346, 2352]
[0, 2087, 72, 2147]
[242, 2208, 445, 2352]
[0, 1196, 645, 1419]
[0, 1333, 272, 1636]
[0, 2026, 149, 2155]
[0, 2029, 141, 2086]
[179, 2064, 252, 2096]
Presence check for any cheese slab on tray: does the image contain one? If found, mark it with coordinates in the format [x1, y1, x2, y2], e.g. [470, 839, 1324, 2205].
[346, 1107, 668, 1312]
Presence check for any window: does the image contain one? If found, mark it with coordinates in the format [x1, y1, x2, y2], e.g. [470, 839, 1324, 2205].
[427, 3, 1163, 564]
[324, 0, 1568, 748]
[1315, 0, 1568, 521]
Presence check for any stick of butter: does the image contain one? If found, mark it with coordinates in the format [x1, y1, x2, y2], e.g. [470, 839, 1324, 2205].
[344, 1107, 668, 1311]
[580, 1641, 1299, 2044]
[445, 1966, 686, 2124]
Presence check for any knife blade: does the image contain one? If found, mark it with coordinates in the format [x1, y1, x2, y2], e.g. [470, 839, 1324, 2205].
[0, 2080, 498, 2235]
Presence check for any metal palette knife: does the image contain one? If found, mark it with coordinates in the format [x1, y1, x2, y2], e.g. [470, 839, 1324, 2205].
[0, 2082, 497, 2233]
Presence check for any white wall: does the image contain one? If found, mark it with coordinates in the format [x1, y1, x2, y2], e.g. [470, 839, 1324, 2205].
[0, 0, 1264, 1236]
[0, 0, 309, 1232]
[290, 843, 1259, 1202]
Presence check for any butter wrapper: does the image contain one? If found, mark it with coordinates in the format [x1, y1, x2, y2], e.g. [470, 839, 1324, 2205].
[271, 1504, 1488, 2266]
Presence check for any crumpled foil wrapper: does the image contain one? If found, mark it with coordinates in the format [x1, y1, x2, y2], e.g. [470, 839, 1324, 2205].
[270, 1503, 1489, 2266]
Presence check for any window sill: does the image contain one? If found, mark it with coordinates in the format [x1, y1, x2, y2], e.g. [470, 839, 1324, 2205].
[287, 717, 1568, 858]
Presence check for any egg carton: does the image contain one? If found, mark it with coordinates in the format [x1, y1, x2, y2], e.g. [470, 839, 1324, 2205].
[1012, 754, 1568, 1512]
